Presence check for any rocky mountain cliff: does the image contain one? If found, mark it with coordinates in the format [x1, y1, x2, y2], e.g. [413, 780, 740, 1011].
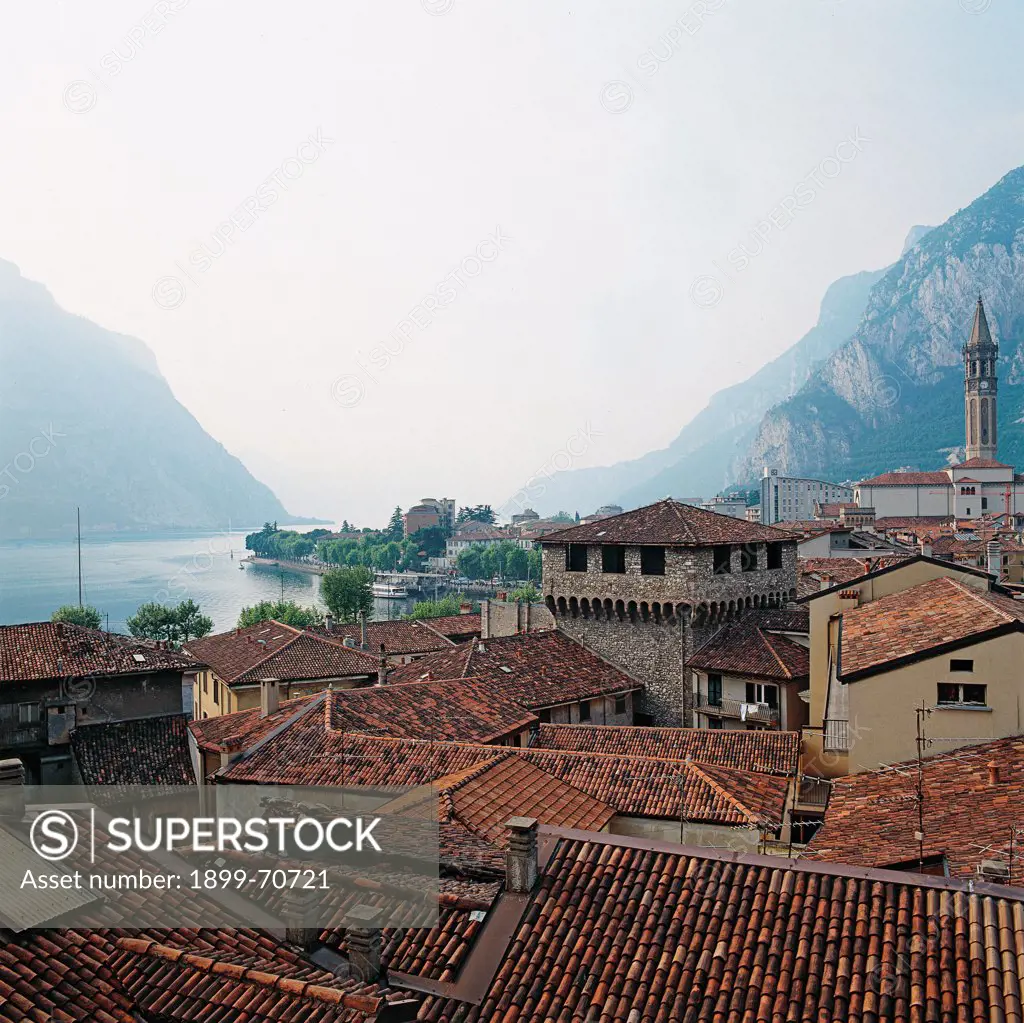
[739, 166, 1024, 482]
[0, 260, 294, 538]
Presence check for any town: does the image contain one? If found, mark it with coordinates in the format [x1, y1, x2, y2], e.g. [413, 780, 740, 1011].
[3, 296, 1024, 1020]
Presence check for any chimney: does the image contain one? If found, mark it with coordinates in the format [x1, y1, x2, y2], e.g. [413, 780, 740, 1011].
[377, 644, 389, 686]
[919, 539, 932, 559]
[0, 758, 26, 820]
[987, 540, 1001, 578]
[347, 905, 384, 982]
[260, 678, 280, 718]
[459, 602, 472, 615]
[324, 613, 334, 632]
[282, 883, 320, 951]
[988, 760, 1000, 786]
[505, 816, 539, 893]
[218, 740, 244, 771]
[359, 611, 368, 650]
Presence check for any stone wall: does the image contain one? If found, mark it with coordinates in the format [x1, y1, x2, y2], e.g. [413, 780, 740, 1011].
[480, 599, 555, 639]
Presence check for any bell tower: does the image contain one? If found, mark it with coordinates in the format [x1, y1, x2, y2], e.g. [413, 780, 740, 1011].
[963, 295, 998, 461]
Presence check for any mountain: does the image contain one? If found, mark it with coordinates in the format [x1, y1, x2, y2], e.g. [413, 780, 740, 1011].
[0, 260, 295, 538]
[531, 262, 887, 516]
[739, 166, 1024, 483]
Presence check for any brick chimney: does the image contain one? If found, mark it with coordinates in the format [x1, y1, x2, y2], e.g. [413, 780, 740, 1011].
[505, 816, 539, 893]
[988, 760, 1000, 786]
[347, 904, 384, 981]
[260, 678, 280, 718]
[218, 740, 244, 771]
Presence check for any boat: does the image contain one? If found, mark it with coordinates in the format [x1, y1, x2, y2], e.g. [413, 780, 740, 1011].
[372, 580, 408, 599]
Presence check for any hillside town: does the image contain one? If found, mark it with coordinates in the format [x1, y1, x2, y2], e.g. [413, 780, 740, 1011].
[2, 296, 1024, 1020]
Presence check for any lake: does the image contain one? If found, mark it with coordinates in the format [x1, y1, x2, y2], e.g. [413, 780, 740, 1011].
[0, 527, 418, 632]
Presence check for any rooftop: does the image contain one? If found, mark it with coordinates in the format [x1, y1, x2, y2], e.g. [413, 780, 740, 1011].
[310, 618, 454, 656]
[838, 576, 1024, 680]
[536, 498, 797, 547]
[0, 621, 196, 683]
[689, 608, 809, 682]
[70, 714, 195, 786]
[805, 733, 1024, 886]
[796, 554, 911, 597]
[184, 620, 379, 687]
[857, 470, 951, 486]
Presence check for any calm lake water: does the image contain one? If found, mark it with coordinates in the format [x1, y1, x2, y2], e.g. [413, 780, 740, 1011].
[0, 527, 417, 632]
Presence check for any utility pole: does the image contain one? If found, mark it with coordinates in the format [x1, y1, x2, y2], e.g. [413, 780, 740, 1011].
[915, 702, 932, 871]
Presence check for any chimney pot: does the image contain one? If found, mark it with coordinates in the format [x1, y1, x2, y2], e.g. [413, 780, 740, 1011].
[347, 904, 384, 982]
[505, 816, 539, 893]
[260, 678, 280, 718]
[988, 760, 1000, 786]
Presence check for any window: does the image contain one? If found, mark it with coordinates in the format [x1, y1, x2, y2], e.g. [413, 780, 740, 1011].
[18, 703, 41, 725]
[601, 545, 626, 574]
[746, 681, 779, 709]
[937, 682, 987, 706]
[203, 674, 208, 694]
[539, 708, 551, 724]
[712, 546, 732, 575]
[982, 497, 988, 510]
[766, 542, 783, 570]
[707, 673, 723, 707]
[566, 544, 588, 572]
[641, 546, 666, 576]
[213, 680, 219, 706]
[579, 700, 592, 722]
[707, 717, 723, 729]
[949, 659, 974, 673]
[740, 545, 758, 573]
[614, 694, 627, 714]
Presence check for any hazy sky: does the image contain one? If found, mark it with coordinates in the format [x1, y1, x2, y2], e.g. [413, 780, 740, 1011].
[2, 0, 1022, 525]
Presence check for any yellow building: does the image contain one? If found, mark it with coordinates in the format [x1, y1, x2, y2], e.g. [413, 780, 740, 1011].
[184, 620, 379, 719]
[802, 556, 1024, 776]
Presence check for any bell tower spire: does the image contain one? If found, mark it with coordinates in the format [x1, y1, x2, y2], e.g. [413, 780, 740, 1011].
[963, 295, 998, 461]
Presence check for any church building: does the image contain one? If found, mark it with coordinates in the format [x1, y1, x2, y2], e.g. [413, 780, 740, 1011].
[854, 296, 1024, 522]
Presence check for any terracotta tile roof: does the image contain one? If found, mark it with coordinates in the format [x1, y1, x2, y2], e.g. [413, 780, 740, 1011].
[384, 631, 643, 708]
[806, 733, 1024, 886]
[217, 722, 789, 825]
[380, 754, 616, 846]
[797, 554, 911, 597]
[324, 680, 536, 743]
[954, 457, 1012, 468]
[689, 610, 809, 682]
[418, 827, 1024, 1023]
[0, 622, 196, 683]
[71, 714, 194, 785]
[312, 618, 454, 656]
[536, 498, 798, 546]
[184, 621, 378, 687]
[415, 613, 482, 640]
[107, 938, 404, 1023]
[188, 692, 323, 751]
[857, 470, 951, 486]
[815, 502, 858, 517]
[874, 515, 953, 531]
[838, 576, 1024, 680]
[531, 723, 800, 775]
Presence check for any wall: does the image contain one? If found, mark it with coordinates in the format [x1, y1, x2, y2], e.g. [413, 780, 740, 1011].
[192, 670, 370, 720]
[844, 631, 1024, 772]
[540, 691, 635, 727]
[610, 814, 763, 851]
[480, 600, 555, 639]
[854, 484, 954, 518]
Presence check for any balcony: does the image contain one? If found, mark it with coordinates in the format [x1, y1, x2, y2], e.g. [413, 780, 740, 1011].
[694, 698, 779, 726]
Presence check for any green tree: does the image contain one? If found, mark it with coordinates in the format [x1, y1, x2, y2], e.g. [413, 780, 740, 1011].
[508, 584, 540, 603]
[237, 600, 323, 629]
[456, 504, 495, 526]
[320, 566, 373, 623]
[384, 506, 404, 542]
[126, 600, 213, 644]
[504, 546, 529, 580]
[407, 594, 468, 619]
[409, 525, 446, 559]
[456, 545, 487, 580]
[527, 547, 542, 582]
[51, 604, 102, 630]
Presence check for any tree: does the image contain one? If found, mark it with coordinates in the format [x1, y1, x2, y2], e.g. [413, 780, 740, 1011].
[51, 604, 102, 630]
[508, 584, 540, 603]
[456, 504, 495, 526]
[320, 566, 373, 623]
[504, 547, 529, 581]
[552, 511, 575, 523]
[409, 525, 447, 559]
[384, 506, 404, 542]
[237, 600, 324, 629]
[407, 594, 468, 619]
[126, 600, 213, 644]
[456, 545, 487, 580]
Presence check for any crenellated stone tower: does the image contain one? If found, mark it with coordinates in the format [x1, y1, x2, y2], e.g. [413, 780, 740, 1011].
[539, 500, 798, 727]
[964, 295, 998, 462]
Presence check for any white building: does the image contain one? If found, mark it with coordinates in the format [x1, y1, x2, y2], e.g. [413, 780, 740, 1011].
[760, 468, 854, 525]
[702, 496, 748, 519]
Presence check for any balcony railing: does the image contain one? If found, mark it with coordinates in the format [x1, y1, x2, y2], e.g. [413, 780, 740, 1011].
[823, 718, 849, 753]
[694, 698, 780, 726]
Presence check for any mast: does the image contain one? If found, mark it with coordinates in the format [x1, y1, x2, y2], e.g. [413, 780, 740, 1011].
[77, 506, 83, 607]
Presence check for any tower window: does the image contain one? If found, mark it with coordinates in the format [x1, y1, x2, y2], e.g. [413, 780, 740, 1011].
[766, 542, 783, 570]
[601, 545, 626, 574]
[640, 546, 666, 576]
[713, 547, 732, 574]
[566, 544, 588, 572]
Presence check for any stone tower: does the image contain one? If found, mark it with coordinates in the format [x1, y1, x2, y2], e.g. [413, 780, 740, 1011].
[539, 500, 798, 727]
[964, 295, 998, 462]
